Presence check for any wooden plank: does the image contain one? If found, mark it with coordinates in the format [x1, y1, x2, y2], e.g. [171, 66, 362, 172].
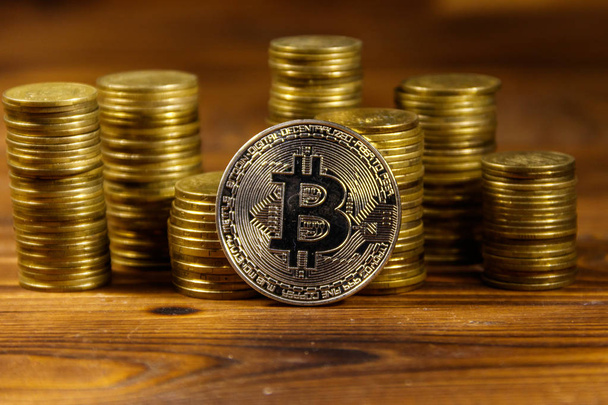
[0, 1, 607, 403]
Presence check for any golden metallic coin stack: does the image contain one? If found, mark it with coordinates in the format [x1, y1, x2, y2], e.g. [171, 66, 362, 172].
[267, 35, 363, 125]
[481, 151, 577, 290]
[3, 82, 111, 291]
[395, 73, 501, 264]
[168, 172, 257, 299]
[316, 108, 425, 294]
[97, 70, 202, 271]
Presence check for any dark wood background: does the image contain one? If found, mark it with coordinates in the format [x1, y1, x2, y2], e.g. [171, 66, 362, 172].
[0, 1, 607, 404]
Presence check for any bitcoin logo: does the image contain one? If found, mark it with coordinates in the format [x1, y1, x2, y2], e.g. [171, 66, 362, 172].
[270, 153, 350, 276]
[217, 120, 401, 306]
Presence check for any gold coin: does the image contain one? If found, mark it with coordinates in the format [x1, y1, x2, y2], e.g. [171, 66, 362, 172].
[15, 221, 106, 240]
[6, 121, 99, 137]
[9, 164, 103, 185]
[168, 223, 218, 241]
[3, 82, 97, 108]
[395, 93, 495, 107]
[393, 238, 425, 254]
[270, 97, 361, 112]
[97, 70, 197, 93]
[269, 60, 361, 75]
[397, 74, 501, 96]
[170, 244, 226, 258]
[359, 282, 424, 295]
[481, 273, 575, 291]
[174, 171, 222, 201]
[378, 144, 423, 159]
[18, 266, 110, 282]
[173, 197, 215, 213]
[483, 256, 578, 272]
[482, 151, 575, 174]
[373, 266, 425, 282]
[18, 272, 110, 292]
[484, 219, 576, 234]
[270, 35, 362, 54]
[484, 213, 577, 227]
[484, 249, 577, 266]
[4, 100, 98, 116]
[316, 108, 418, 134]
[363, 127, 423, 142]
[271, 80, 362, 96]
[18, 254, 110, 273]
[168, 233, 222, 250]
[483, 178, 577, 192]
[483, 185, 576, 198]
[483, 267, 576, 282]
[98, 96, 198, 110]
[482, 172, 575, 185]
[171, 204, 216, 222]
[383, 256, 425, 271]
[169, 255, 232, 271]
[7, 110, 99, 126]
[10, 182, 103, 202]
[100, 122, 199, 139]
[389, 158, 423, 172]
[483, 239, 575, 254]
[387, 248, 425, 262]
[170, 216, 217, 231]
[173, 283, 258, 300]
[171, 268, 242, 283]
[98, 86, 198, 101]
[364, 271, 427, 289]
[17, 247, 109, 262]
[7, 136, 100, 155]
[103, 164, 201, 183]
[170, 262, 235, 277]
[6, 128, 100, 147]
[172, 275, 250, 292]
[482, 167, 574, 180]
[109, 249, 169, 264]
[270, 89, 360, 104]
[405, 105, 496, 118]
[99, 113, 197, 128]
[9, 156, 102, 178]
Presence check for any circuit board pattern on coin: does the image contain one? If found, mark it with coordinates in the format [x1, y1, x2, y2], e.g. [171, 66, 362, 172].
[217, 120, 401, 305]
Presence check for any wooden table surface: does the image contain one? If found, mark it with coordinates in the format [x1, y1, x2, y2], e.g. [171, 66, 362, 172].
[1, 2, 607, 404]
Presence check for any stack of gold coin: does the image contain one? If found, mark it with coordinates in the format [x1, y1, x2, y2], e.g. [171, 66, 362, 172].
[168, 172, 257, 299]
[96, 70, 202, 271]
[268, 35, 363, 125]
[395, 73, 501, 264]
[481, 151, 577, 290]
[3, 82, 111, 291]
[316, 108, 425, 294]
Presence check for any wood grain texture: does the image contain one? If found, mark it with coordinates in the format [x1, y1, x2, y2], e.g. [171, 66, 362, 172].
[0, 1, 607, 404]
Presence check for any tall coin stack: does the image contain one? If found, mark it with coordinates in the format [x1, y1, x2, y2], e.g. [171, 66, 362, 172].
[267, 35, 363, 125]
[481, 151, 578, 290]
[3, 82, 111, 291]
[316, 109, 425, 294]
[168, 172, 257, 299]
[97, 70, 202, 271]
[395, 73, 501, 264]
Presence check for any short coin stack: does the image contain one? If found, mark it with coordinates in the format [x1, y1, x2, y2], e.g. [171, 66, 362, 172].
[481, 151, 578, 290]
[268, 35, 362, 125]
[316, 108, 425, 294]
[168, 172, 257, 299]
[97, 70, 202, 271]
[3, 82, 111, 291]
[395, 73, 501, 264]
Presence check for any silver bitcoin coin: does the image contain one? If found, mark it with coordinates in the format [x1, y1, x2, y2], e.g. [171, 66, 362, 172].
[216, 120, 401, 305]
